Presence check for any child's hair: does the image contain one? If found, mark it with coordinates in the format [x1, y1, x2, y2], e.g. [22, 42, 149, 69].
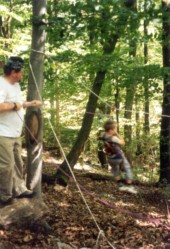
[103, 120, 117, 132]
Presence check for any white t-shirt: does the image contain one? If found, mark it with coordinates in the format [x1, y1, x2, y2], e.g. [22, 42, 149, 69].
[0, 76, 24, 138]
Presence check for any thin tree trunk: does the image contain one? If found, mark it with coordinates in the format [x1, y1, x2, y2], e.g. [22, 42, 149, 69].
[160, 0, 170, 183]
[144, 0, 150, 133]
[25, 0, 46, 196]
[55, 74, 60, 139]
[54, 2, 60, 140]
[115, 80, 120, 127]
[124, 87, 136, 143]
[0, 0, 13, 48]
[135, 97, 142, 155]
[124, 0, 137, 144]
[55, 0, 137, 186]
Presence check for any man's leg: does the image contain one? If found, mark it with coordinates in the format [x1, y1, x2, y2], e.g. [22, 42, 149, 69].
[0, 136, 14, 201]
[13, 138, 28, 196]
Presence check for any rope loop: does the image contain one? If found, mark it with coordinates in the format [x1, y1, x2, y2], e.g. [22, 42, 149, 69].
[95, 229, 105, 248]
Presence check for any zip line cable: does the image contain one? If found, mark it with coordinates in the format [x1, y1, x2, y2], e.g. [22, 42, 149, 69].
[28, 60, 116, 249]
[80, 75, 164, 119]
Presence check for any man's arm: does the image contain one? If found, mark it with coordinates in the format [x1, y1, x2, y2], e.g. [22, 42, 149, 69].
[0, 100, 42, 113]
[23, 100, 42, 108]
[0, 102, 22, 113]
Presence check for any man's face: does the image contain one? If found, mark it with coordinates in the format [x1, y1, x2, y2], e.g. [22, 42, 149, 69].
[11, 68, 24, 83]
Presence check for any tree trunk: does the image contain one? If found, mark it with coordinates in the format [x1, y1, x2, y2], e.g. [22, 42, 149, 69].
[0, 0, 13, 48]
[55, 0, 137, 186]
[25, 0, 46, 196]
[55, 78, 60, 139]
[124, 0, 137, 144]
[160, 0, 170, 183]
[135, 96, 142, 155]
[144, 0, 150, 133]
[115, 80, 120, 127]
[55, 70, 108, 185]
[124, 87, 136, 143]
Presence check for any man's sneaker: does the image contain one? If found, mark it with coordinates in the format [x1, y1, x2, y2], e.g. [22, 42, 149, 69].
[0, 198, 13, 206]
[119, 185, 138, 194]
[16, 190, 35, 198]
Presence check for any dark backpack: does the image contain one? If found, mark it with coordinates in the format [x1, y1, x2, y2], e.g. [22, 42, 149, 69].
[99, 134, 122, 158]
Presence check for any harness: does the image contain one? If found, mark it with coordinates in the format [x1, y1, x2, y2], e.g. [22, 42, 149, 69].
[99, 134, 123, 159]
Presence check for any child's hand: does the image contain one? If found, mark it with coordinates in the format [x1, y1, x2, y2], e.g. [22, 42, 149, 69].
[111, 106, 116, 112]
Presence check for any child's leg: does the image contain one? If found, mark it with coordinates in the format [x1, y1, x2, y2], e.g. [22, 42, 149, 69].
[119, 154, 138, 194]
[108, 158, 123, 182]
[121, 154, 133, 184]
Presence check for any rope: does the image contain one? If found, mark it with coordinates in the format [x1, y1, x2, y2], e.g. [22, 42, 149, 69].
[29, 63, 42, 98]
[28, 58, 116, 249]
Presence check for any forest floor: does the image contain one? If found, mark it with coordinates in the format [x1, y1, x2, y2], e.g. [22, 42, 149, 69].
[0, 152, 170, 249]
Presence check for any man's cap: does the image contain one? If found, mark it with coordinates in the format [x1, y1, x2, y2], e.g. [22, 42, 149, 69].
[5, 57, 24, 70]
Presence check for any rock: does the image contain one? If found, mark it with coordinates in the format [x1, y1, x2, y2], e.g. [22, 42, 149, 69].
[0, 198, 49, 229]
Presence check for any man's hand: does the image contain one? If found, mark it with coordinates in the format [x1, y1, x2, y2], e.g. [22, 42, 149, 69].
[30, 100, 42, 107]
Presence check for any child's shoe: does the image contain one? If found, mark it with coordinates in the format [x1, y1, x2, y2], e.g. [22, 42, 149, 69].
[118, 185, 138, 194]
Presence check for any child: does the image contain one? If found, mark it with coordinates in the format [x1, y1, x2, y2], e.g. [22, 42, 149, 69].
[98, 120, 137, 194]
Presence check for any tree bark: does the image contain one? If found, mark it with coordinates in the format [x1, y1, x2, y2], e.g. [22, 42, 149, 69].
[160, 0, 170, 183]
[25, 0, 46, 196]
[55, 0, 137, 186]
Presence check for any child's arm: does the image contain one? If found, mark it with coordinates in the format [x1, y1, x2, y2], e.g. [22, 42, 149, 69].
[113, 132, 125, 146]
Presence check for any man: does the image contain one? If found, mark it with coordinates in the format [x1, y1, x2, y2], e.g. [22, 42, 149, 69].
[0, 56, 42, 205]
